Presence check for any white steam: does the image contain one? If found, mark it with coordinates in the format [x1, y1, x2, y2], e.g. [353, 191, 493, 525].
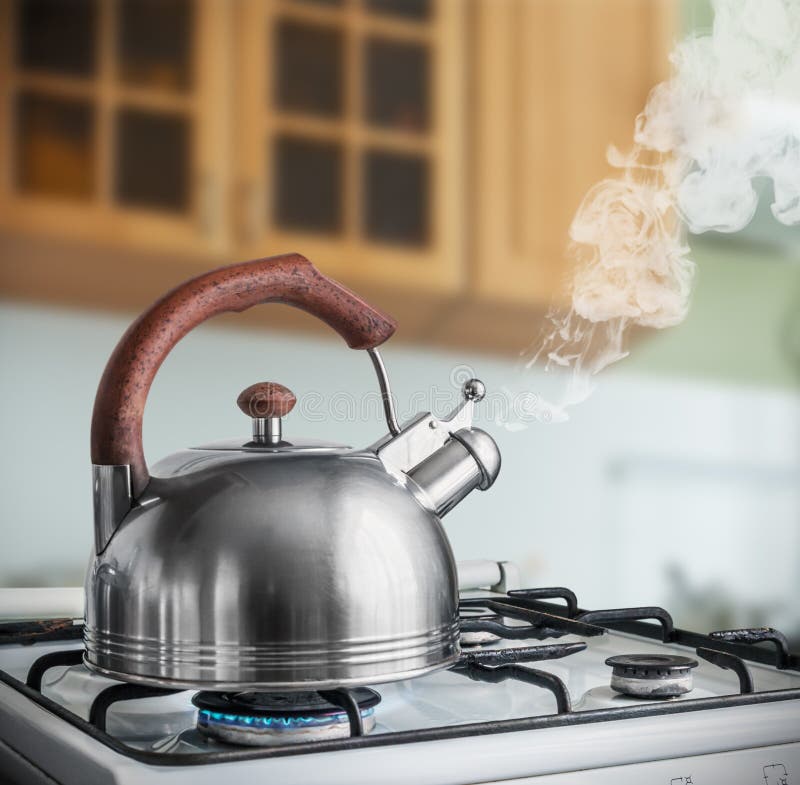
[524, 0, 800, 423]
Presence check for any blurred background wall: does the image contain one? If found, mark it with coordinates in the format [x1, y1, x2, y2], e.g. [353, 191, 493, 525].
[0, 0, 798, 642]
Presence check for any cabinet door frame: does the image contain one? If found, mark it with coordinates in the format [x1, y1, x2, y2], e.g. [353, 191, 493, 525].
[233, 0, 464, 295]
[0, 0, 231, 258]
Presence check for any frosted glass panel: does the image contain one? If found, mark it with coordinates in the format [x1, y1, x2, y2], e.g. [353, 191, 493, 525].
[118, 0, 194, 91]
[16, 92, 96, 200]
[115, 110, 190, 212]
[363, 150, 429, 245]
[365, 38, 429, 133]
[17, 0, 97, 77]
[273, 135, 343, 233]
[274, 20, 343, 118]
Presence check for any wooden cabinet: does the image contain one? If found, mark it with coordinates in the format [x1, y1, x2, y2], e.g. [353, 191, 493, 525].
[0, 0, 230, 256]
[0, 0, 675, 353]
[233, 0, 464, 295]
[469, 0, 675, 307]
[426, 0, 676, 352]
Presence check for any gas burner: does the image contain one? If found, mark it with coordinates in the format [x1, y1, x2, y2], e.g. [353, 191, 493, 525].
[192, 689, 381, 747]
[605, 654, 699, 698]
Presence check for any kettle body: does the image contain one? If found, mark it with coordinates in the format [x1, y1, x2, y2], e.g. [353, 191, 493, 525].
[86, 447, 460, 689]
[85, 254, 500, 691]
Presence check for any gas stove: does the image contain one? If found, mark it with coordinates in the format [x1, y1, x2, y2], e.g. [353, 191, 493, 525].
[1, 560, 798, 785]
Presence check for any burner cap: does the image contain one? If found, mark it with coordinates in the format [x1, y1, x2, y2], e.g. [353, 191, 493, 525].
[193, 689, 380, 746]
[605, 654, 699, 698]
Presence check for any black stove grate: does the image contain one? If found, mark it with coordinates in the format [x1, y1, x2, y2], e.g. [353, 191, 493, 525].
[482, 592, 799, 671]
[0, 618, 82, 646]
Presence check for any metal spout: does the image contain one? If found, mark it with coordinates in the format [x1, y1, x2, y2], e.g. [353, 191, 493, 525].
[372, 372, 502, 517]
[407, 428, 501, 517]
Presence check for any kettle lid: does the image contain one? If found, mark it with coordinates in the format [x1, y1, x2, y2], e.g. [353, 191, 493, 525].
[195, 381, 349, 453]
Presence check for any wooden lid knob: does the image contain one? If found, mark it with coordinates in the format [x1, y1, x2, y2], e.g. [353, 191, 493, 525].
[237, 382, 296, 419]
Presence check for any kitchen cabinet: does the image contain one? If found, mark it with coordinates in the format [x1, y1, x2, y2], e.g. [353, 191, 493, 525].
[233, 0, 465, 295]
[0, 0, 674, 354]
[471, 0, 674, 302]
[0, 0, 231, 256]
[468, 0, 675, 307]
[427, 0, 675, 352]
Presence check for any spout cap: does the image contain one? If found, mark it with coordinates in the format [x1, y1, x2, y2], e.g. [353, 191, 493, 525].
[451, 428, 501, 490]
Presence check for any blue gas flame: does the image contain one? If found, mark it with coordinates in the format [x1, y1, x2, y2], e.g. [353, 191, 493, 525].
[198, 707, 375, 730]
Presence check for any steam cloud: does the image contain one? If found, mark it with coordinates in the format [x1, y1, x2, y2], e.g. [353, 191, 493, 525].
[524, 0, 800, 423]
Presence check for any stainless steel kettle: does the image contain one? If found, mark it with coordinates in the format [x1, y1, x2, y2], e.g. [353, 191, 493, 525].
[85, 254, 501, 691]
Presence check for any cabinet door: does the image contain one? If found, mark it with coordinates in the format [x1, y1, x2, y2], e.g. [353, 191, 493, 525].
[471, 0, 675, 306]
[233, 0, 464, 295]
[0, 0, 229, 255]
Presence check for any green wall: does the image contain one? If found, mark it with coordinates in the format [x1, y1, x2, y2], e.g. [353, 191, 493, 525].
[625, 238, 800, 389]
[623, 1, 800, 390]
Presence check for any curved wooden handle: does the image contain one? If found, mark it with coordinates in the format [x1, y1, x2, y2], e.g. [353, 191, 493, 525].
[91, 253, 396, 496]
[237, 382, 296, 418]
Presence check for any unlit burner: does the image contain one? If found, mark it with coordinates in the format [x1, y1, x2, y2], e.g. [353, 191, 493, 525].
[605, 654, 699, 698]
[193, 689, 380, 746]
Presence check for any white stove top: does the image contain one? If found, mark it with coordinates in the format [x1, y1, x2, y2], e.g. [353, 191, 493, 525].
[1, 562, 799, 785]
